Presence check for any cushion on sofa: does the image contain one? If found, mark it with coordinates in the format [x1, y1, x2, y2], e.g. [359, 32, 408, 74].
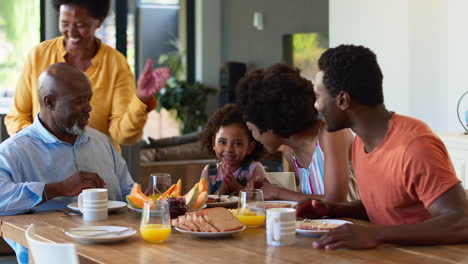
[147, 131, 200, 148]
[141, 141, 212, 162]
[155, 141, 211, 161]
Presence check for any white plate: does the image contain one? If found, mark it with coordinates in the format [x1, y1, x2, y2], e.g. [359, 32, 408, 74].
[261, 200, 298, 209]
[127, 203, 143, 213]
[127, 203, 206, 213]
[206, 195, 239, 207]
[175, 226, 246, 238]
[295, 219, 352, 237]
[65, 226, 136, 243]
[67, 201, 127, 212]
[187, 204, 207, 212]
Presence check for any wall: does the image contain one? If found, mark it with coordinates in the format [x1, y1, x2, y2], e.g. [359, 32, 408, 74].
[330, 0, 467, 133]
[196, 0, 222, 115]
[329, 0, 410, 116]
[196, 0, 328, 115]
[221, 0, 328, 68]
[447, 0, 468, 134]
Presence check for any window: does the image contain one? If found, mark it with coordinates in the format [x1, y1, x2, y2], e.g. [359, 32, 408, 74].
[283, 32, 329, 82]
[0, 0, 40, 112]
[138, 0, 182, 139]
[95, 1, 116, 49]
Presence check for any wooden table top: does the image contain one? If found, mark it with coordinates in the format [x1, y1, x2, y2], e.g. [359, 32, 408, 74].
[2, 209, 468, 264]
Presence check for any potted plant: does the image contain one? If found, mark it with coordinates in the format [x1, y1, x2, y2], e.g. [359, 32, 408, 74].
[154, 41, 216, 134]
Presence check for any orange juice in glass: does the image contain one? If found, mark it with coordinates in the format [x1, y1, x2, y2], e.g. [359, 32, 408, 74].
[140, 224, 171, 242]
[140, 200, 171, 243]
[237, 210, 266, 227]
[237, 189, 265, 228]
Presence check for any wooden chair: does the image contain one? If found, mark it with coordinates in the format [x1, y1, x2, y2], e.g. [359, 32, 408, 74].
[25, 224, 79, 264]
[265, 172, 297, 192]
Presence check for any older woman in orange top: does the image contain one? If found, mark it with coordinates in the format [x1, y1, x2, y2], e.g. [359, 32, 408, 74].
[5, 0, 169, 152]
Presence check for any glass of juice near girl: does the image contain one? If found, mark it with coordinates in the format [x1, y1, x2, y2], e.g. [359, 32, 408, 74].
[237, 189, 266, 227]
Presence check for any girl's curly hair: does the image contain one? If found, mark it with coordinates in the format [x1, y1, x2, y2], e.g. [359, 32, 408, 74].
[199, 104, 264, 163]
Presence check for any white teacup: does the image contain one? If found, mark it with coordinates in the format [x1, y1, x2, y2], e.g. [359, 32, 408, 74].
[79, 188, 108, 201]
[266, 208, 296, 246]
[78, 188, 108, 221]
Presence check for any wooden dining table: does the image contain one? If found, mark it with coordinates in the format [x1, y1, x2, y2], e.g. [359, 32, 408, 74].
[1, 208, 468, 264]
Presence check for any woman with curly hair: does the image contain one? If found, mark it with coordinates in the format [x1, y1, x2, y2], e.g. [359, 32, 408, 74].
[199, 104, 266, 195]
[236, 62, 357, 202]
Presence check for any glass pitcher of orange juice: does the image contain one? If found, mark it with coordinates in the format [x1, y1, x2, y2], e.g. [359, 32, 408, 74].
[147, 173, 172, 200]
[140, 200, 171, 243]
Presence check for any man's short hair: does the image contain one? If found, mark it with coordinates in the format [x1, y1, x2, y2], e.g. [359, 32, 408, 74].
[318, 44, 384, 106]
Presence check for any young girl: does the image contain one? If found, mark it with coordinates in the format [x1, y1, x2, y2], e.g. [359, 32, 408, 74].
[200, 104, 266, 195]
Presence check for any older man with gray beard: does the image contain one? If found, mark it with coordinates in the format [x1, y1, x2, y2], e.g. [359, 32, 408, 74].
[0, 63, 135, 264]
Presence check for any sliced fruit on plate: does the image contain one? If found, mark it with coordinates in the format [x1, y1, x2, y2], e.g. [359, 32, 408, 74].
[130, 183, 145, 196]
[192, 191, 208, 209]
[172, 179, 182, 197]
[158, 183, 176, 200]
[184, 184, 200, 209]
[126, 197, 141, 209]
[198, 178, 208, 193]
[127, 183, 151, 209]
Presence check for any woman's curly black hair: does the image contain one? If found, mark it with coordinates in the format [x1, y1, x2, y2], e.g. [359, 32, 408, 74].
[53, 0, 110, 19]
[236, 62, 317, 138]
[199, 104, 265, 163]
[318, 44, 384, 106]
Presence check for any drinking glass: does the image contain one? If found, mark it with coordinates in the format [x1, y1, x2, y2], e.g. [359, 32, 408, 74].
[140, 200, 171, 243]
[147, 173, 172, 200]
[237, 189, 265, 228]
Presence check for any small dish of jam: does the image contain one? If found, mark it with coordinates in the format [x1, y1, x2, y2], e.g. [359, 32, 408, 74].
[168, 197, 187, 219]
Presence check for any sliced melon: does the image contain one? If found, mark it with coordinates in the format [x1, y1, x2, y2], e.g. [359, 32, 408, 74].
[158, 183, 176, 200]
[192, 191, 208, 209]
[183, 183, 199, 198]
[126, 195, 143, 209]
[127, 183, 151, 208]
[172, 179, 182, 196]
[126, 194, 150, 209]
[169, 193, 181, 198]
[198, 178, 208, 193]
[185, 186, 200, 210]
[130, 183, 145, 197]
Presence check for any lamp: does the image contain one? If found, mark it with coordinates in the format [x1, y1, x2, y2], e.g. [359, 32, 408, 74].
[456, 90, 468, 135]
[253, 12, 264, 30]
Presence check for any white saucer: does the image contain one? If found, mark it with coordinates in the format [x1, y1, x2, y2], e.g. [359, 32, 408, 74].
[65, 226, 136, 243]
[67, 201, 127, 212]
[187, 204, 207, 212]
[127, 203, 143, 213]
[206, 195, 239, 208]
[295, 219, 352, 237]
[262, 200, 298, 208]
[127, 203, 206, 213]
[175, 226, 245, 238]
